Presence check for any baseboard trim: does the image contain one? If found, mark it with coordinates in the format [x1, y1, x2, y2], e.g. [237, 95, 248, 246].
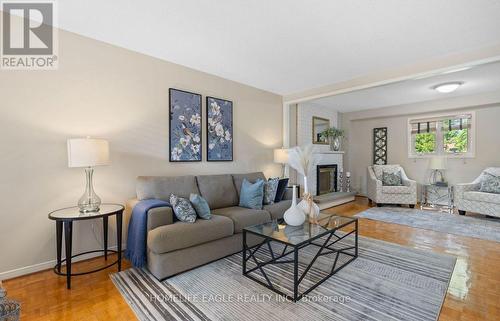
[0, 243, 126, 281]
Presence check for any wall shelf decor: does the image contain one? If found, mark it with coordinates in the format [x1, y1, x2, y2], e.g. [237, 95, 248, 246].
[206, 96, 233, 161]
[169, 88, 202, 162]
[373, 127, 388, 165]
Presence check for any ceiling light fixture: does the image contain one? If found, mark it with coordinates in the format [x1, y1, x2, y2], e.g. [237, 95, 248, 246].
[433, 82, 464, 93]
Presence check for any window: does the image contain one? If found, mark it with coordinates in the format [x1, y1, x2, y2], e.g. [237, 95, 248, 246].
[408, 113, 474, 158]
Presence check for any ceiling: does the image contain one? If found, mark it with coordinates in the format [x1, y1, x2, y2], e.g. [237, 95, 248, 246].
[308, 61, 500, 112]
[57, 0, 500, 95]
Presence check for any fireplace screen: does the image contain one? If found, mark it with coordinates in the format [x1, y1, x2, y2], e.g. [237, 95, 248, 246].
[316, 164, 338, 196]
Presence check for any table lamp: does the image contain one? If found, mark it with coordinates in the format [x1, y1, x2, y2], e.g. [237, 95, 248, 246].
[67, 138, 110, 212]
[273, 148, 289, 178]
[429, 156, 447, 186]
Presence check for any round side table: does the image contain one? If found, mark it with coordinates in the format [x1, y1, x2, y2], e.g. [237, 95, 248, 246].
[48, 203, 124, 289]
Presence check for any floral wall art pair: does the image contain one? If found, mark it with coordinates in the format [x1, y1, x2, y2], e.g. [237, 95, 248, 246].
[169, 88, 233, 162]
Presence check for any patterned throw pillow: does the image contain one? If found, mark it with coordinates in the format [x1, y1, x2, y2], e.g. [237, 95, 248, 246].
[274, 178, 289, 203]
[263, 178, 280, 205]
[169, 194, 197, 223]
[382, 170, 403, 186]
[480, 172, 500, 194]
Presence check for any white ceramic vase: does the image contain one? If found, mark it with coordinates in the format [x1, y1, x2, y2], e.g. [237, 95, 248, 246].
[297, 176, 320, 221]
[283, 185, 305, 226]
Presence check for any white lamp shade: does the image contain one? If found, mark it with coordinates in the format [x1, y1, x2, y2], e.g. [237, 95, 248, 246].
[273, 148, 288, 164]
[429, 156, 447, 170]
[67, 138, 110, 168]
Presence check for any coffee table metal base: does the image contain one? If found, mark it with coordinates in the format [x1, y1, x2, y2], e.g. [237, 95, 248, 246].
[242, 222, 358, 302]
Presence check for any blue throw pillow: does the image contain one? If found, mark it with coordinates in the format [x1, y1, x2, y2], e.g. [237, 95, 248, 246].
[189, 193, 212, 219]
[169, 194, 197, 223]
[239, 178, 265, 210]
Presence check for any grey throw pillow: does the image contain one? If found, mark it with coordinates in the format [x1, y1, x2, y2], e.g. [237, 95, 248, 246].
[263, 178, 280, 205]
[480, 172, 500, 194]
[382, 170, 403, 186]
[169, 194, 197, 223]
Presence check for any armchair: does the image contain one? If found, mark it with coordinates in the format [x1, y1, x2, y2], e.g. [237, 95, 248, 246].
[454, 168, 500, 218]
[367, 164, 417, 207]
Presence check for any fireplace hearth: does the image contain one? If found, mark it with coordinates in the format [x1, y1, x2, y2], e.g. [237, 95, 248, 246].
[316, 164, 338, 196]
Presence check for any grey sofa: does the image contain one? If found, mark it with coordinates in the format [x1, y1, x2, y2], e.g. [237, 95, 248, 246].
[125, 172, 293, 280]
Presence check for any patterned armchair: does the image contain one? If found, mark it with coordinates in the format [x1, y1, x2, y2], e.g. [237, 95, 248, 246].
[367, 164, 417, 207]
[454, 168, 500, 218]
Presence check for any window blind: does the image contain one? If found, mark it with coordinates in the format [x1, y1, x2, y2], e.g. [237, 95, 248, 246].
[410, 121, 437, 134]
[442, 117, 471, 131]
[410, 113, 471, 134]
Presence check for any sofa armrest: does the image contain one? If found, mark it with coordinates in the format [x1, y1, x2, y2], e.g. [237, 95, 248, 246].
[147, 207, 175, 232]
[125, 198, 175, 233]
[454, 182, 481, 200]
[367, 167, 382, 200]
[402, 178, 416, 188]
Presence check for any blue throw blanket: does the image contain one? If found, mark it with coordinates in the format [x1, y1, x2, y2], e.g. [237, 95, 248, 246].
[125, 199, 171, 268]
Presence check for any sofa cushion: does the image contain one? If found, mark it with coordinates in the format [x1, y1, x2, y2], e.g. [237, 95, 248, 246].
[373, 165, 401, 180]
[382, 185, 411, 194]
[147, 214, 233, 254]
[382, 170, 402, 186]
[263, 178, 280, 205]
[464, 191, 500, 204]
[264, 200, 292, 220]
[196, 174, 238, 209]
[479, 172, 500, 194]
[232, 172, 266, 197]
[189, 193, 211, 219]
[274, 178, 290, 202]
[239, 179, 265, 210]
[170, 194, 197, 223]
[136, 176, 199, 201]
[212, 206, 271, 233]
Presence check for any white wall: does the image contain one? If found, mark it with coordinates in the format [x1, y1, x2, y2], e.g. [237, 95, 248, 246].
[0, 28, 283, 279]
[342, 103, 500, 195]
[293, 103, 341, 193]
[297, 103, 339, 150]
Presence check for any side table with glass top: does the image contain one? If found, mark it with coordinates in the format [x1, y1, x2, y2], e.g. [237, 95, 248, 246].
[420, 184, 454, 213]
[48, 203, 124, 289]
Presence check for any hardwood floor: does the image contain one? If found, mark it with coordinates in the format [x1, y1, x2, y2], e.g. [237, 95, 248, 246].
[3, 197, 500, 320]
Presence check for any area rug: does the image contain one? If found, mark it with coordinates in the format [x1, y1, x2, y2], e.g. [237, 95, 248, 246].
[355, 207, 500, 243]
[111, 235, 456, 321]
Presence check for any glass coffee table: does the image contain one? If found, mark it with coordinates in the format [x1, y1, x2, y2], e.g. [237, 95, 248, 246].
[243, 214, 358, 302]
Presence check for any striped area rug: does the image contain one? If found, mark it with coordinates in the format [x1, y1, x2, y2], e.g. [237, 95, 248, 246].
[111, 235, 455, 321]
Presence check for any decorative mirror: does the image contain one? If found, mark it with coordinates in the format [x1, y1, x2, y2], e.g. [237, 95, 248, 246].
[312, 116, 329, 144]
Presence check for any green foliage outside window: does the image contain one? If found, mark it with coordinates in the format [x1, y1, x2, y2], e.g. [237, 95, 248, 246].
[415, 133, 436, 153]
[444, 128, 468, 153]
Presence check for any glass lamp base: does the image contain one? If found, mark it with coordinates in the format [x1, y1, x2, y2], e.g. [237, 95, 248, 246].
[78, 167, 102, 213]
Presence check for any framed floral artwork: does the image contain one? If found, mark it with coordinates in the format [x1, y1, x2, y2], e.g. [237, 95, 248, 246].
[206, 96, 233, 161]
[169, 88, 202, 162]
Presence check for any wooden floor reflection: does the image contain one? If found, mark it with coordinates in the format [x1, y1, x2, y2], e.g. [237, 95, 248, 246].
[324, 197, 500, 321]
